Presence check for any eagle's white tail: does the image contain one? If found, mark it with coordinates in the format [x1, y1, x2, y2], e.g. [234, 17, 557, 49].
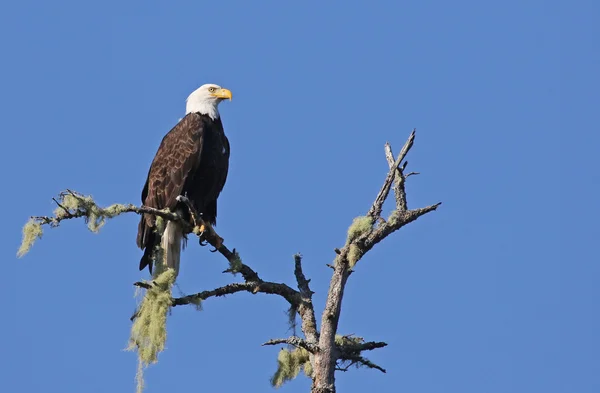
[161, 220, 184, 275]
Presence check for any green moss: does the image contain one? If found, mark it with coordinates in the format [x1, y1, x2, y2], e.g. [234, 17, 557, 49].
[126, 269, 177, 393]
[346, 216, 374, 243]
[270, 347, 312, 388]
[17, 219, 43, 257]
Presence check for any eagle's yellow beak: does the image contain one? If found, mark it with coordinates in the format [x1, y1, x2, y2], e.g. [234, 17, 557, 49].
[211, 88, 232, 101]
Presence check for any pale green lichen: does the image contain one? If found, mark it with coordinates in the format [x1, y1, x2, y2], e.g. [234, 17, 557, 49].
[126, 269, 177, 393]
[346, 216, 374, 243]
[189, 297, 203, 311]
[347, 244, 363, 268]
[387, 210, 400, 226]
[17, 192, 140, 258]
[54, 193, 132, 233]
[303, 358, 313, 377]
[270, 347, 312, 388]
[335, 334, 364, 348]
[134, 359, 145, 393]
[17, 219, 43, 257]
[154, 216, 165, 235]
[150, 242, 167, 279]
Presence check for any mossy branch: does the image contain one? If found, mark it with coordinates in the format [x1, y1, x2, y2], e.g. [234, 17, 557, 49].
[17, 190, 184, 258]
[263, 336, 319, 353]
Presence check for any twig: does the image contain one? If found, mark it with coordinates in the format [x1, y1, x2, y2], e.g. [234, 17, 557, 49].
[352, 356, 386, 373]
[356, 341, 388, 352]
[52, 197, 73, 218]
[335, 356, 386, 374]
[133, 282, 153, 290]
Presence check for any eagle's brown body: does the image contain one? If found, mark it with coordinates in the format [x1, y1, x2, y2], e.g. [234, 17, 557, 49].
[136, 112, 230, 273]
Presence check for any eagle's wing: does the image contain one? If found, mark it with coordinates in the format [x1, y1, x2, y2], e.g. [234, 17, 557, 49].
[136, 112, 204, 262]
[205, 133, 230, 225]
[144, 112, 204, 212]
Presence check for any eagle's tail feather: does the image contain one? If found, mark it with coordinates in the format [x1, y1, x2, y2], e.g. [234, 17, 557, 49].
[161, 220, 183, 275]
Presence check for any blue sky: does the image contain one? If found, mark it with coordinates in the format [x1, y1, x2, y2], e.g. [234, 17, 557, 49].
[1, 1, 598, 392]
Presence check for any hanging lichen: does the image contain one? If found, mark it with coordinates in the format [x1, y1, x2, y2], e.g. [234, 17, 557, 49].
[17, 218, 43, 257]
[17, 191, 137, 258]
[270, 347, 312, 388]
[126, 269, 177, 393]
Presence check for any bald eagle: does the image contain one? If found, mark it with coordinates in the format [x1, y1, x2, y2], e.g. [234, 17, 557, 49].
[136, 84, 232, 274]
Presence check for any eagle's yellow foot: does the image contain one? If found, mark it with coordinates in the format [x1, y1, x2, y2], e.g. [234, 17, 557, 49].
[198, 222, 222, 250]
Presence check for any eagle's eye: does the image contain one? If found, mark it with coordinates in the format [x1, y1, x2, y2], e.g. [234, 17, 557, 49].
[208, 87, 216, 92]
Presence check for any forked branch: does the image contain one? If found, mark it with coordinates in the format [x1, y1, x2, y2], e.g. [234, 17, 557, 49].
[311, 129, 440, 393]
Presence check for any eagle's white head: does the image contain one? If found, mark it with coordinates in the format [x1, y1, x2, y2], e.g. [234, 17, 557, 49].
[185, 83, 232, 120]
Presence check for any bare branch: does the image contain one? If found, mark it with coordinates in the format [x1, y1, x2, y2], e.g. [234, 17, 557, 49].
[384, 142, 408, 211]
[368, 129, 415, 217]
[335, 356, 386, 374]
[294, 253, 313, 296]
[349, 356, 387, 374]
[172, 281, 300, 307]
[262, 336, 319, 353]
[292, 253, 320, 349]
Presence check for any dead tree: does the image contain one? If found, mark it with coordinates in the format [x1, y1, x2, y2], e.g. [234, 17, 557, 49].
[17, 129, 440, 393]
